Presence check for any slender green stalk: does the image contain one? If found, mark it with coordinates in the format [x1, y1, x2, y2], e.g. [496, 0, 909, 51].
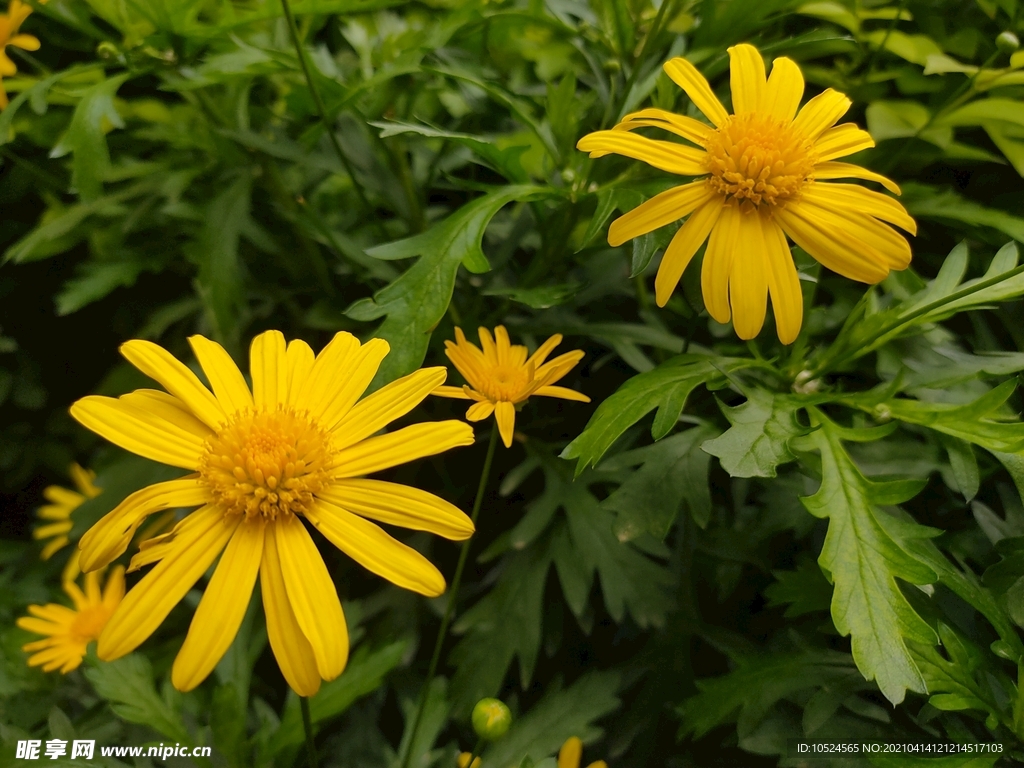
[300, 696, 318, 768]
[466, 737, 486, 767]
[619, 0, 676, 120]
[279, 0, 378, 228]
[400, 427, 501, 768]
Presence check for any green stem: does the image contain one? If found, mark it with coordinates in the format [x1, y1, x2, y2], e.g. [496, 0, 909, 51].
[400, 427, 501, 768]
[300, 696, 318, 768]
[619, 0, 675, 120]
[467, 737, 486, 767]
[279, 0, 380, 232]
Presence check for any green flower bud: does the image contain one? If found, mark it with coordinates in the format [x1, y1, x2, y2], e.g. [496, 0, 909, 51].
[996, 31, 1020, 54]
[96, 41, 121, 60]
[471, 698, 512, 740]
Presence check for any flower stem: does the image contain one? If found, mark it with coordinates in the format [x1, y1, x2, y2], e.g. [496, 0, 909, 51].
[467, 737, 486, 767]
[279, 0, 379, 231]
[301, 696, 318, 768]
[400, 426, 501, 768]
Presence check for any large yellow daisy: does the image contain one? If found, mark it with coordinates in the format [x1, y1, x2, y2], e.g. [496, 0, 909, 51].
[17, 567, 125, 674]
[433, 326, 590, 448]
[0, 0, 41, 109]
[577, 43, 916, 344]
[69, 331, 475, 696]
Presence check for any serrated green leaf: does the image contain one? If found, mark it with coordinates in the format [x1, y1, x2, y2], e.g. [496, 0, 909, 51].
[579, 188, 643, 251]
[84, 653, 191, 743]
[801, 410, 939, 704]
[764, 558, 834, 618]
[481, 282, 582, 309]
[678, 651, 858, 740]
[51, 74, 130, 202]
[270, 640, 406, 756]
[357, 185, 549, 389]
[602, 425, 717, 536]
[562, 354, 755, 474]
[701, 390, 805, 479]
[54, 259, 146, 316]
[481, 672, 620, 768]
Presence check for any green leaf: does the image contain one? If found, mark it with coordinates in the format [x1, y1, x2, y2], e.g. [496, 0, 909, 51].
[941, 435, 980, 501]
[801, 410, 939, 704]
[865, 100, 932, 141]
[934, 98, 1024, 130]
[354, 185, 549, 388]
[863, 30, 942, 65]
[84, 653, 191, 743]
[393, 677, 451, 768]
[269, 640, 407, 756]
[55, 259, 146, 316]
[855, 382, 1024, 454]
[450, 545, 551, 715]
[678, 651, 858, 740]
[904, 185, 1024, 243]
[579, 188, 643, 251]
[984, 121, 1024, 177]
[481, 672, 620, 768]
[370, 120, 529, 183]
[601, 424, 718, 535]
[50, 74, 130, 202]
[194, 175, 252, 354]
[481, 283, 582, 309]
[764, 558, 834, 618]
[701, 390, 806, 479]
[562, 354, 755, 474]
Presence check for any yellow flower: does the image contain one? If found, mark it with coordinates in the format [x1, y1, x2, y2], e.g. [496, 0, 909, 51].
[34, 463, 101, 563]
[69, 331, 475, 696]
[0, 0, 41, 109]
[432, 326, 590, 448]
[16, 567, 125, 673]
[456, 755, 481, 768]
[577, 43, 916, 344]
[557, 737, 607, 768]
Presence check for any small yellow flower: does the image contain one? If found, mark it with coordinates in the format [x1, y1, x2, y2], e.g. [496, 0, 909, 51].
[456, 755, 481, 768]
[0, 0, 41, 109]
[433, 326, 590, 448]
[578, 43, 916, 344]
[558, 737, 607, 768]
[70, 330, 475, 696]
[17, 567, 125, 673]
[34, 463, 101, 564]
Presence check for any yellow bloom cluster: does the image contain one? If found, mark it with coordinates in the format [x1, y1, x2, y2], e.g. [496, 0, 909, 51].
[0, 0, 42, 108]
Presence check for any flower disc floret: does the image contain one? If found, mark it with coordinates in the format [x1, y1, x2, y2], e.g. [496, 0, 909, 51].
[704, 113, 817, 207]
[200, 408, 333, 521]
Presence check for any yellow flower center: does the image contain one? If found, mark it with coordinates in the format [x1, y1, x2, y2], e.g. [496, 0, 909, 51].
[70, 604, 113, 644]
[479, 364, 531, 403]
[199, 408, 333, 521]
[703, 112, 817, 207]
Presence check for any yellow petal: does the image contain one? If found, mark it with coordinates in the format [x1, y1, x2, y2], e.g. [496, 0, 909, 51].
[119, 390, 214, 440]
[250, 330, 288, 409]
[494, 401, 516, 448]
[762, 56, 804, 122]
[286, 339, 316, 407]
[654, 197, 723, 306]
[791, 199, 911, 270]
[466, 401, 496, 421]
[300, 336, 390, 431]
[188, 335, 253, 415]
[663, 57, 730, 126]
[576, 131, 707, 176]
[535, 350, 585, 389]
[40, 536, 69, 560]
[814, 123, 875, 162]
[608, 181, 712, 246]
[274, 515, 348, 680]
[332, 367, 448, 451]
[800, 183, 916, 234]
[526, 334, 563, 369]
[34, 521, 72, 539]
[332, 421, 475, 478]
[813, 161, 900, 195]
[559, 737, 583, 768]
[97, 506, 239, 660]
[172, 520, 265, 692]
[319, 478, 474, 540]
[701, 205, 742, 323]
[9, 33, 40, 52]
[306, 501, 447, 596]
[728, 44, 766, 114]
[729, 212, 768, 340]
[760, 217, 803, 345]
[791, 88, 851, 141]
[261, 523, 322, 696]
[775, 204, 890, 283]
[494, 326, 513, 365]
[533, 385, 591, 402]
[70, 396, 205, 470]
[119, 340, 225, 430]
[433, 384, 473, 399]
[614, 108, 711, 145]
[78, 476, 209, 572]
